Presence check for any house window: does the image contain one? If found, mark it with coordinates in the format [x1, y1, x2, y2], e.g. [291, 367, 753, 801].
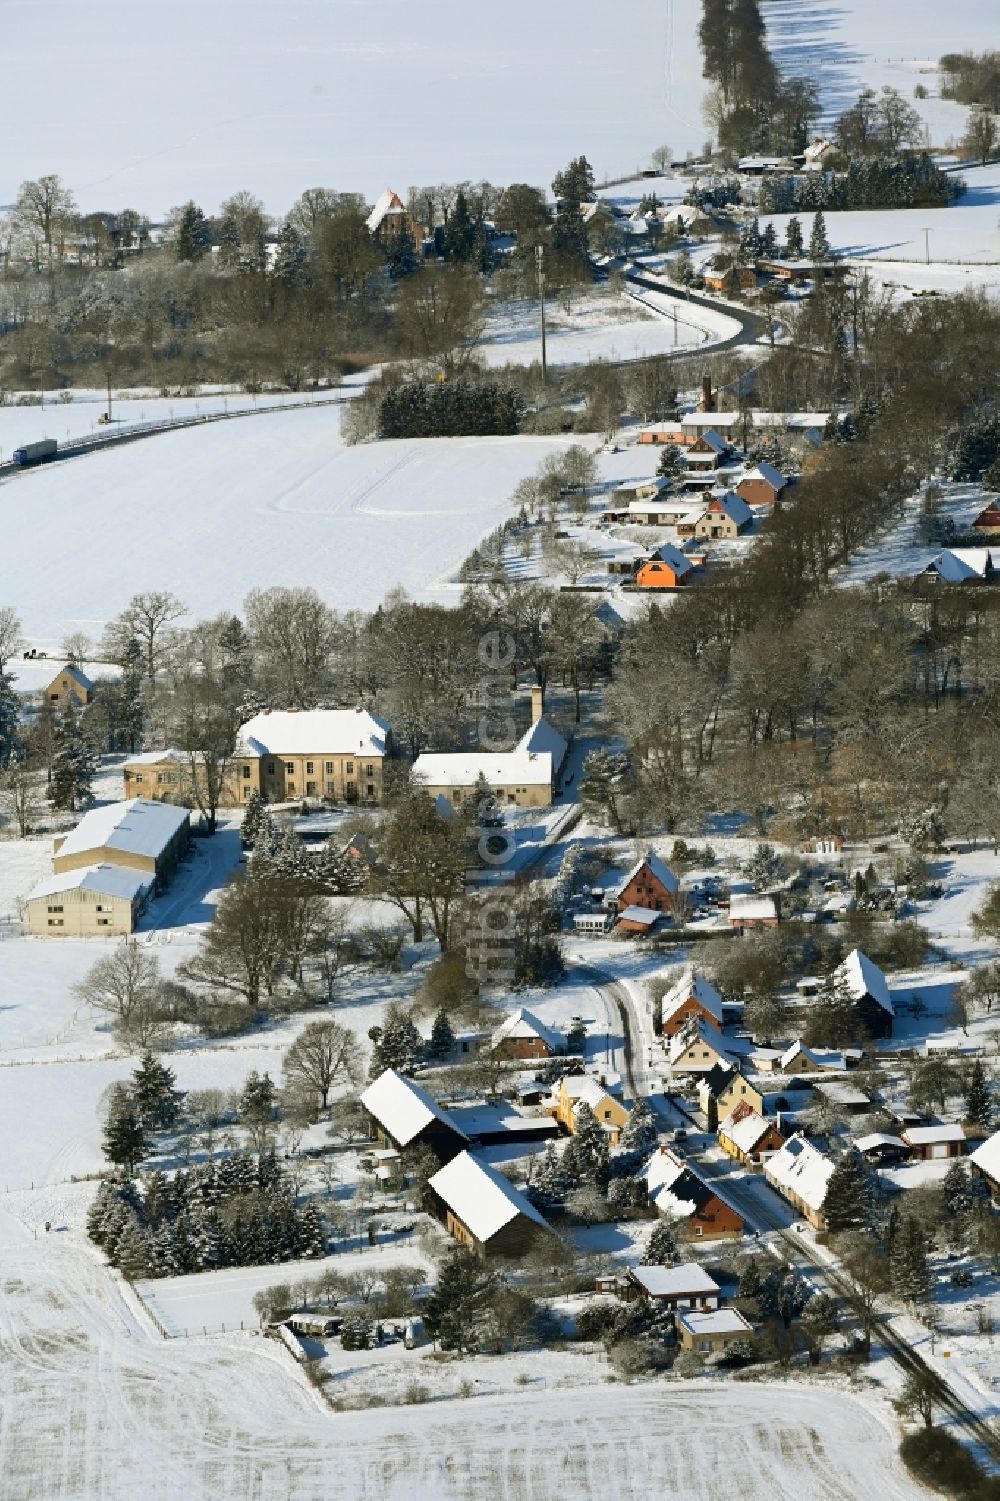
[285, 761, 294, 774]
[306, 761, 314, 775]
[47, 918, 64, 927]
[267, 761, 275, 775]
[242, 765, 251, 779]
[242, 787, 250, 799]
[325, 781, 335, 795]
[693, 1225, 703, 1236]
[97, 918, 112, 927]
[135, 773, 144, 784]
[346, 762, 354, 774]
[346, 781, 356, 800]
[324, 762, 333, 774]
[364, 764, 374, 777]
[287, 783, 296, 795]
[699, 1339, 712, 1353]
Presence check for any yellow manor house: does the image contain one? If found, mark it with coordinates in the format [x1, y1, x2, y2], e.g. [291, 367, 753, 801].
[124, 707, 392, 808]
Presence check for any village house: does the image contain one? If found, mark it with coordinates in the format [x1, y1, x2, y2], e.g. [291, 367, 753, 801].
[813, 1079, 872, 1116]
[703, 264, 757, 295]
[920, 548, 995, 585]
[626, 498, 702, 527]
[854, 1132, 909, 1166]
[25, 863, 153, 937]
[678, 412, 742, 444]
[971, 1130, 1000, 1200]
[736, 462, 788, 508]
[609, 851, 679, 916]
[612, 475, 671, 506]
[365, 188, 423, 254]
[697, 1063, 765, 1124]
[412, 696, 567, 810]
[667, 1018, 736, 1077]
[684, 432, 731, 489]
[778, 1040, 859, 1075]
[635, 543, 699, 590]
[548, 1073, 630, 1145]
[43, 662, 94, 708]
[644, 1147, 744, 1239]
[490, 1007, 565, 1061]
[902, 1123, 968, 1161]
[832, 948, 894, 1040]
[718, 1101, 785, 1166]
[677, 1308, 753, 1354]
[972, 502, 1000, 534]
[623, 1263, 721, 1310]
[728, 893, 779, 931]
[763, 1133, 835, 1230]
[52, 798, 190, 890]
[427, 1150, 551, 1258]
[658, 968, 724, 1038]
[693, 492, 753, 540]
[124, 707, 393, 808]
[360, 1069, 469, 1164]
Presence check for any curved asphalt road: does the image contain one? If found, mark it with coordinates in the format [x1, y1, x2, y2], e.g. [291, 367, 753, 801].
[623, 267, 767, 361]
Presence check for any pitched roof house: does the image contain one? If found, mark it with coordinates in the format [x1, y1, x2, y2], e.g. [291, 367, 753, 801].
[693, 493, 752, 539]
[678, 1307, 753, 1353]
[658, 969, 724, 1038]
[624, 1262, 721, 1308]
[549, 1073, 630, 1145]
[635, 543, 698, 590]
[921, 548, 995, 584]
[718, 1101, 785, 1165]
[736, 462, 788, 507]
[970, 1129, 1000, 1197]
[697, 1064, 764, 1124]
[644, 1147, 744, 1239]
[43, 662, 94, 707]
[26, 863, 153, 937]
[763, 1133, 835, 1229]
[52, 798, 190, 887]
[427, 1151, 551, 1257]
[490, 1007, 565, 1060]
[778, 1040, 854, 1075]
[611, 852, 679, 914]
[667, 1018, 736, 1076]
[973, 502, 1000, 534]
[833, 948, 893, 1039]
[360, 1069, 469, 1163]
[234, 707, 393, 805]
[728, 893, 779, 930]
[902, 1123, 967, 1161]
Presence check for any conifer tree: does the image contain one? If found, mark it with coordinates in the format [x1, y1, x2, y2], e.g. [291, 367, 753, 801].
[822, 1148, 874, 1232]
[561, 1101, 610, 1186]
[534, 1141, 571, 1200]
[784, 215, 804, 259]
[50, 698, 94, 810]
[891, 1216, 932, 1304]
[132, 1052, 179, 1130]
[423, 1251, 487, 1352]
[0, 670, 22, 764]
[102, 1087, 147, 1176]
[645, 1217, 678, 1266]
[240, 789, 267, 848]
[116, 639, 145, 755]
[174, 201, 212, 262]
[368, 1003, 422, 1079]
[965, 1058, 992, 1131]
[618, 1098, 658, 1156]
[273, 221, 308, 288]
[427, 1007, 456, 1061]
[809, 209, 831, 262]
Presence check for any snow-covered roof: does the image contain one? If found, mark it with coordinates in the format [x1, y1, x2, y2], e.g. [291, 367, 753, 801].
[814, 1080, 870, 1108]
[764, 1133, 835, 1214]
[779, 1040, 844, 1072]
[678, 1308, 752, 1338]
[515, 715, 568, 769]
[360, 1069, 467, 1149]
[923, 548, 994, 583]
[855, 1133, 907, 1153]
[903, 1124, 966, 1146]
[667, 1018, 734, 1066]
[628, 499, 701, 521]
[703, 493, 752, 527]
[615, 851, 680, 899]
[644, 1147, 737, 1222]
[729, 894, 778, 922]
[630, 1262, 719, 1298]
[688, 430, 729, 456]
[365, 188, 406, 234]
[28, 863, 153, 903]
[719, 1108, 776, 1155]
[618, 904, 662, 926]
[561, 1073, 615, 1108]
[412, 750, 552, 789]
[971, 1129, 1000, 1183]
[491, 1007, 564, 1054]
[648, 543, 694, 577]
[428, 1150, 549, 1242]
[237, 708, 390, 759]
[742, 461, 786, 490]
[124, 748, 188, 767]
[55, 798, 189, 863]
[661, 969, 724, 1029]
[835, 948, 893, 1016]
[681, 411, 739, 427]
[614, 476, 671, 497]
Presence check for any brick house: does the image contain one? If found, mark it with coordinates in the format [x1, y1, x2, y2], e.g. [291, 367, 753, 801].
[658, 968, 724, 1038]
[644, 1147, 744, 1240]
[736, 461, 788, 507]
[610, 852, 679, 915]
[491, 1007, 565, 1060]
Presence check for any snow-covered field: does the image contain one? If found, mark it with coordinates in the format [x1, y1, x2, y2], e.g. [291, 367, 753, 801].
[481, 285, 741, 368]
[841, 482, 988, 584]
[764, 0, 998, 147]
[0, 406, 587, 644]
[0, 0, 708, 216]
[0, 1224, 926, 1501]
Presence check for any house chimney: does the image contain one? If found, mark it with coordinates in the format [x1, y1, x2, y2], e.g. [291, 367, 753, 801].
[530, 684, 544, 723]
[702, 374, 714, 412]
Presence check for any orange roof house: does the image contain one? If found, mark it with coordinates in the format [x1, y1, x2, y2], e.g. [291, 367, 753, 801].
[635, 543, 698, 590]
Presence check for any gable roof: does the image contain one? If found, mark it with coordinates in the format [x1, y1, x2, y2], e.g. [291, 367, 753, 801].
[49, 662, 94, 693]
[360, 1069, 468, 1149]
[644, 1148, 737, 1221]
[971, 1129, 1000, 1183]
[647, 543, 694, 578]
[366, 188, 407, 234]
[703, 493, 752, 527]
[689, 430, 728, 456]
[742, 461, 786, 490]
[55, 798, 189, 862]
[923, 548, 993, 583]
[729, 893, 778, 922]
[902, 1123, 966, 1146]
[515, 715, 568, 770]
[719, 1108, 779, 1155]
[629, 1262, 720, 1298]
[660, 969, 724, 1029]
[428, 1150, 549, 1242]
[764, 1133, 835, 1214]
[835, 948, 893, 1016]
[237, 708, 390, 759]
[779, 1039, 845, 1072]
[615, 850, 680, 899]
[491, 1007, 564, 1054]
[667, 1017, 735, 1067]
[698, 1062, 736, 1098]
[412, 750, 552, 789]
[28, 862, 152, 903]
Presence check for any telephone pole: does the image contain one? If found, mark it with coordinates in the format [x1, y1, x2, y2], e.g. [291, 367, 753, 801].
[920, 227, 931, 265]
[535, 244, 547, 381]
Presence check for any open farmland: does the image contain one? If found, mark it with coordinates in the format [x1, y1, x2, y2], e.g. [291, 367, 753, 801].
[0, 1224, 925, 1501]
[0, 408, 586, 644]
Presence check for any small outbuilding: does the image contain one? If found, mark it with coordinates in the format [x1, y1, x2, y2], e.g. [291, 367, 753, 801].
[427, 1150, 552, 1257]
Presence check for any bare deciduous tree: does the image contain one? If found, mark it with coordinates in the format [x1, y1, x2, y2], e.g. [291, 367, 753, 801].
[282, 1020, 362, 1117]
[74, 940, 166, 1047]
